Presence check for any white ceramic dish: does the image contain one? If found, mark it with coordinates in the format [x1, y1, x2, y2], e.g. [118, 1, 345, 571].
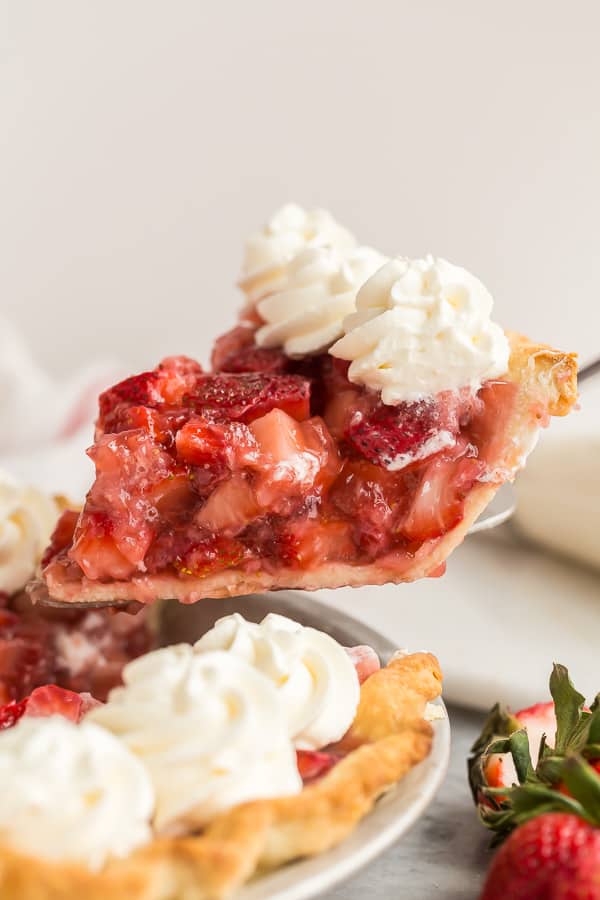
[159, 592, 451, 900]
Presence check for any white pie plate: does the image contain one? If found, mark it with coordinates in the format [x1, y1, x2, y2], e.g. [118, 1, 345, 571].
[159, 592, 451, 900]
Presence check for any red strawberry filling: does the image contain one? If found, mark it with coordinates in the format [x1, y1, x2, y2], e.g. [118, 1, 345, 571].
[0, 591, 154, 704]
[0, 685, 98, 730]
[43, 341, 517, 591]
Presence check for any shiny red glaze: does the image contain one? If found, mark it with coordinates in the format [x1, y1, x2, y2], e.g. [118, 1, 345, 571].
[296, 749, 339, 783]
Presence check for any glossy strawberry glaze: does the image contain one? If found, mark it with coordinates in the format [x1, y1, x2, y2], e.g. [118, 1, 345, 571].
[42, 331, 518, 600]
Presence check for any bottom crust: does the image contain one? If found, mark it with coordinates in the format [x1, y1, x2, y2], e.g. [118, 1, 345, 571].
[0, 652, 441, 900]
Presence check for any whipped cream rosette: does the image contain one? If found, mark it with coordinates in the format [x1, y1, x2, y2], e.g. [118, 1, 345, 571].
[90, 644, 302, 833]
[239, 203, 357, 303]
[255, 245, 387, 357]
[0, 469, 60, 594]
[195, 612, 360, 750]
[331, 255, 510, 404]
[0, 716, 153, 870]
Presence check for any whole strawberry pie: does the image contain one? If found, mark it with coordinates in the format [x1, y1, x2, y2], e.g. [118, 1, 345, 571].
[39, 207, 577, 607]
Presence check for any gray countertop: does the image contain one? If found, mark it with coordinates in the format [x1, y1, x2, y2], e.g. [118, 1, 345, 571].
[322, 706, 492, 900]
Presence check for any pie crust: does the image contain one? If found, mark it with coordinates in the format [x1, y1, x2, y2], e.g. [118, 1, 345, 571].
[39, 332, 577, 606]
[0, 651, 442, 899]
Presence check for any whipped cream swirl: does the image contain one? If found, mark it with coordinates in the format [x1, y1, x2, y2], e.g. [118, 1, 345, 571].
[255, 245, 387, 357]
[90, 645, 301, 833]
[240, 204, 357, 303]
[331, 255, 510, 404]
[195, 613, 360, 750]
[0, 469, 60, 594]
[0, 716, 153, 870]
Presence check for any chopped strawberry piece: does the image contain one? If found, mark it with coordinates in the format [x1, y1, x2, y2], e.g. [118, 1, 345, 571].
[158, 355, 204, 377]
[178, 535, 246, 577]
[224, 345, 288, 374]
[211, 325, 257, 371]
[99, 370, 162, 417]
[400, 446, 485, 542]
[70, 430, 177, 580]
[26, 685, 84, 723]
[41, 509, 80, 568]
[176, 419, 229, 467]
[98, 356, 204, 435]
[330, 459, 411, 558]
[175, 420, 257, 491]
[278, 519, 356, 567]
[0, 698, 28, 730]
[185, 372, 311, 423]
[196, 475, 262, 535]
[345, 645, 381, 683]
[296, 749, 339, 782]
[346, 393, 469, 472]
[248, 410, 341, 514]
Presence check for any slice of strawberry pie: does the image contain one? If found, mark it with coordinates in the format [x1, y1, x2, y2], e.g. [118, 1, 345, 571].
[40, 240, 577, 606]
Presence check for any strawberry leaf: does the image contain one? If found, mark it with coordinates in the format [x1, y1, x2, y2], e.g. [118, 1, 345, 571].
[560, 756, 600, 825]
[487, 730, 534, 785]
[550, 663, 586, 754]
[587, 697, 600, 744]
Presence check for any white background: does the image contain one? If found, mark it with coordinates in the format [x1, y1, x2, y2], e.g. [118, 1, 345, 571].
[2, 1, 599, 375]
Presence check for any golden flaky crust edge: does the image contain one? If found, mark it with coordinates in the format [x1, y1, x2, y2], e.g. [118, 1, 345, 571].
[0, 652, 442, 900]
[42, 331, 578, 605]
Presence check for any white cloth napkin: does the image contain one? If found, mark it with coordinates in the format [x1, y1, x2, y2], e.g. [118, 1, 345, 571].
[0, 317, 121, 500]
[318, 529, 600, 713]
[512, 374, 600, 572]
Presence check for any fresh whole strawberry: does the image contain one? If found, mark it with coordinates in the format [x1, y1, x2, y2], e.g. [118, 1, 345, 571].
[470, 664, 600, 839]
[479, 813, 600, 900]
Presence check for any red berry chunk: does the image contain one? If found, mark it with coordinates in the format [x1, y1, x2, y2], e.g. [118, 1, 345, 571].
[346, 394, 462, 472]
[345, 645, 381, 684]
[211, 325, 255, 370]
[400, 444, 485, 542]
[41, 509, 80, 568]
[296, 749, 339, 783]
[98, 356, 204, 435]
[185, 372, 311, 424]
[212, 326, 288, 374]
[26, 684, 84, 723]
[330, 459, 411, 559]
[70, 430, 176, 580]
